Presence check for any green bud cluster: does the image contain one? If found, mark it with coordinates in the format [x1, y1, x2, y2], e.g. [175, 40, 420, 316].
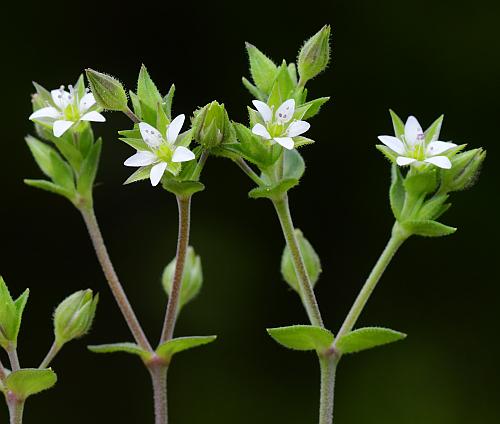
[86, 69, 128, 111]
[192, 101, 236, 149]
[0, 276, 29, 349]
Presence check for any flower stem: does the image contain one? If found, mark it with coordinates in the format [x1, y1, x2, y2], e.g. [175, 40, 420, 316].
[39, 341, 61, 369]
[191, 150, 209, 181]
[234, 158, 265, 186]
[8, 399, 24, 424]
[149, 363, 168, 424]
[272, 195, 324, 327]
[6, 344, 20, 371]
[124, 107, 140, 123]
[0, 358, 7, 381]
[318, 356, 337, 424]
[160, 196, 191, 343]
[80, 207, 152, 352]
[334, 222, 409, 343]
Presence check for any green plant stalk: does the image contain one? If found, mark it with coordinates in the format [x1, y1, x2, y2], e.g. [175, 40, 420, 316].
[272, 195, 324, 327]
[0, 357, 6, 380]
[191, 150, 209, 181]
[318, 356, 337, 424]
[160, 195, 192, 343]
[39, 341, 61, 369]
[7, 397, 24, 424]
[80, 206, 152, 353]
[6, 344, 20, 372]
[234, 158, 265, 186]
[149, 362, 168, 424]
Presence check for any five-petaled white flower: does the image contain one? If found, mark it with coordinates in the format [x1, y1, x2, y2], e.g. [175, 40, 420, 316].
[378, 116, 456, 169]
[251, 99, 310, 150]
[29, 85, 106, 138]
[124, 115, 195, 186]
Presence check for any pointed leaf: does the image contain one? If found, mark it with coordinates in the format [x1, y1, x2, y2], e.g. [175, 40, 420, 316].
[245, 42, 278, 94]
[5, 369, 57, 400]
[336, 327, 406, 354]
[390, 164, 405, 220]
[248, 178, 299, 200]
[77, 139, 102, 196]
[267, 325, 334, 352]
[124, 166, 152, 185]
[88, 343, 151, 360]
[156, 336, 217, 361]
[163, 84, 175, 120]
[24, 179, 75, 202]
[402, 219, 456, 237]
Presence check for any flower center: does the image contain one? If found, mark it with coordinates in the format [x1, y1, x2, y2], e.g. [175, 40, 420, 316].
[267, 121, 286, 138]
[156, 144, 173, 163]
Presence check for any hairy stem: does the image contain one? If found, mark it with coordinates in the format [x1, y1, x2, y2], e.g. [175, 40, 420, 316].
[273, 195, 324, 327]
[39, 341, 61, 369]
[124, 107, 140, 123]
[80, 207, 152, 352]
[0, 358, 6, 381]
[318, 356, 337, 424]
[191, 150, 209, 181]
[8, 399, 24, 424]
[234, 158, 265, 186]
[6, 344, 20, 371]
[160, 196, 191, 343]
[334, 222, 409, 343]
[149, 364, 168, 424]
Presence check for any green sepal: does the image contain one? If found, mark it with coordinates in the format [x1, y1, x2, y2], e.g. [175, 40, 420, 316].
[268, 63, 295, 110]
[404, 169, 438, 196]
[3, 369, 57, 400]
[129, 91, 142, 119]
[163, 84, 175, 120]
[402, 219, 456, 237]
[248, 178, 299, 200]
[0, 277, 29, 349]
[161, 178, 205, 197]
[416, 195, 449, 221]
[77, 139, 101, 198]
[123, 167, 151, 185]
[119, 137, 149, 151]
[293, 136, 315, 148]
[376, 144, 398, 163]
[137, 64, 162, 125]
[294, 97, 330, 120]
[231, 123, 280, 168]
[389, 109, 405, 139]
[335, 327, 406, 354]
[32, 82, 52, 104]
[424, 115, 444, 144]
[245, 42, 278, 94]
[156, 336, 217, 362]
[88, 342, 151, 361]
[267, 325, 334, 352]
[389, 164, 405, 220]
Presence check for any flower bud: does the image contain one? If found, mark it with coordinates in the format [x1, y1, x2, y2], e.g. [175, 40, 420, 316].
[440, 148, 486, 193]
[162, 246, 203, 311]
[0, 277, 29, 349]
[281, 230, 322, 294]
[86, 69, 128, 111]
[297, 25, 331, 85]
[192, 101, 236, 149]
[54, 290, 98, 347]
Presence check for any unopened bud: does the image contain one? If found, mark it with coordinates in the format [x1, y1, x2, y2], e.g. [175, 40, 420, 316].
[0, 276, 29, 349]
[86, 69, 128, 111]
[281, 230, 322, 294]
[192, 101, 235, 149]
[440, 148, 486, 192]
[54, 290, 98, 346]
[162, 246, 203, 311]
[297, 25, 331, 85]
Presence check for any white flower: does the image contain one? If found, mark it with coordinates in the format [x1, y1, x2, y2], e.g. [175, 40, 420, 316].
[124, 115, 195, 186]
[29, 85, 106, 138]
[251, 99, 310, 150]
[378, 116, 456, 169]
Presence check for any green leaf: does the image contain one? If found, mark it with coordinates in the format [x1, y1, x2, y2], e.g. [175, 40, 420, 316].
[267, 325, 334, 352]
[161, 179, 205, 197]
[163, 84, 175, 120]
[4, 369, 57, 400]
[24, 179, 76, 202]
[13, 289, 29, 343]
[284, 149, 305, 180]
[417, 195, 449, 221]
[389, 109, 405, 138]
[88, 343, 151, 360]
[50, 151, 75, 191]
[124, 166, 151, 185]
[77, 139, 101, 196]
[295, 97, 330, 120]
[336, 327, 406, 354]
[402, 219, 456, 237]
[156, 336, 217, 361]
[242, 77, 266, 101]
[119, 137, 149, 151]
[25, 136, 57, 178]
[390, 164, 405, 220]
[137, 64, 162, 125]
[245, 42, 278, 94]
[268, 63, 295, 109]
[293, 136, 315, 149]
[129, 91, 142, 118]
[248, 178, 299, 200]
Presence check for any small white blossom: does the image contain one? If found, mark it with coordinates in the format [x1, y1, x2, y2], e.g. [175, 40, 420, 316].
[124, 115, 195, 186]
[378, 116, 456, 169]
[29, 85, 106, 137]
[251, 99, 310, 150]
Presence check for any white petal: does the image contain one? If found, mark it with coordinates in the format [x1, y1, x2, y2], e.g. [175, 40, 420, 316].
[166, 114, 185, 143]
[51, 88, 72, 110]
[287, 120, 310, 137]
[80, 111, 106, 122]
[53, 120, 74, 137]
[79, 92, 96, 112]
[404, 116, 424, 146]
[396, 156, 417, 166]
[378, 135, 406, 155]
[150, 162, 168, 186]
[424, 156, 452, 169]
[172, 146, 195, 163]
[29, 107, 61, 120]
[252, 123, 271, 139]
[139, 122, 163, 148]
[273, 137, 294, 150]
[252, 100, 272, 122]
[124, 151, 157, 167]
[275, 99, 295, 123]
[426, 141, 457, 156]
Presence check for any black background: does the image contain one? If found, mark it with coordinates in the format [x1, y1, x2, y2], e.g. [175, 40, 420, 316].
[1, 1, 499, 423]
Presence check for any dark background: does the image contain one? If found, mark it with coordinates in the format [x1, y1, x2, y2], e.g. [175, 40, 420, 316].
[1, 1, 499, 423]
